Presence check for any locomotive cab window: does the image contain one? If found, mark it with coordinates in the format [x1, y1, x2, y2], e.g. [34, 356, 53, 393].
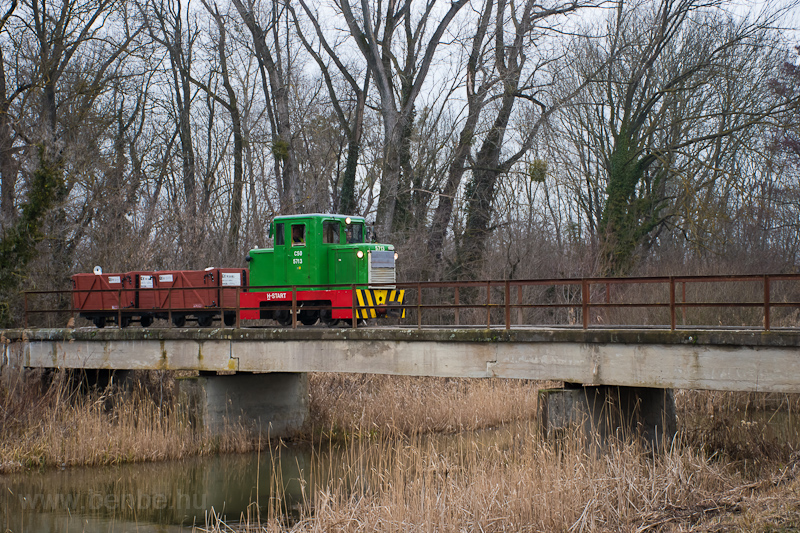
[323, 221, 340, 244]
[275, 223, 285, 245]
[346, 223, 363, 244]
[291, 224, 306, 245]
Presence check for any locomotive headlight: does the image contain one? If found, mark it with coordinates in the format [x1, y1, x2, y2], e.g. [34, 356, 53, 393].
[356, 250, 364, 259]
[345, 217, 352, 225]
[394, 252, 399, 260]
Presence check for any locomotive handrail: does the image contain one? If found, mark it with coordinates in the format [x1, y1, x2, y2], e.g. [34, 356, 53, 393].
[21, 273, 800, 331]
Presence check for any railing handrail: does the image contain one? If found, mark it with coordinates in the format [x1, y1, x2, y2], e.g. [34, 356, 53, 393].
[21, 273, 800, 331]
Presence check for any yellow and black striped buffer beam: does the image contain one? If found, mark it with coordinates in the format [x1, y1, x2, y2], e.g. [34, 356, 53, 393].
[356, 289, 405, 319]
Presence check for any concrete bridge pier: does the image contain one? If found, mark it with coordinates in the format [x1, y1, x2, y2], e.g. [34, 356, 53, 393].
[539, 385, 677, 451]
[176, 372, 309, 438]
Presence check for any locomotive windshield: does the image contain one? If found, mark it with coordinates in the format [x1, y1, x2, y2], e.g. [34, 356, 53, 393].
[323, 221, 340, 244]
[346, 223, 363, 244]
[274, 223, 284, 245]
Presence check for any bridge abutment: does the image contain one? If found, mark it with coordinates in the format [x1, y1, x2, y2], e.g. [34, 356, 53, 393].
[540, 385, 677, 450]
[176, 372, 309, 438]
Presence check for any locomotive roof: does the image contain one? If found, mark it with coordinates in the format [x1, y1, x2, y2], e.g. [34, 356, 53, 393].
[272, 213, 366, 222]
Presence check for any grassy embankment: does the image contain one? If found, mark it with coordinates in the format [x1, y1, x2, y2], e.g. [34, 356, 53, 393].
[2, 368, 800, 530]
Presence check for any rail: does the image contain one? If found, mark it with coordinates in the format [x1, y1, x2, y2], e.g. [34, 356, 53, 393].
[21, 274, 800, 331]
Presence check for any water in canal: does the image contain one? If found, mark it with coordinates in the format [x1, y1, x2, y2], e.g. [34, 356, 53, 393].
[0, 421, 523, 533]
[3, 404, 798, 533]
[1, 442, 313, 532]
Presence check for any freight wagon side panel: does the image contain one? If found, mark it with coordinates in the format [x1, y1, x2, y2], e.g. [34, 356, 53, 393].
[216, 268, 247, 308]
[154, 271, 216, 311]
[72, 273, 125, 312]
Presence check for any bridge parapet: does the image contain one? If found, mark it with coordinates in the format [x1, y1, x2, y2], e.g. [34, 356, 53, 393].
[3, 326, 800, 393]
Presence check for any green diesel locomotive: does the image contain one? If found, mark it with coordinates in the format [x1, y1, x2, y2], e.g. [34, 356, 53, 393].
[240, 213, 404, 326]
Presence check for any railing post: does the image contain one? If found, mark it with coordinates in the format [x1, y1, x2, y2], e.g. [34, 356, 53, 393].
[70, 287, 75, 327]
[117, 288, 122, 329]
[682, 281, 687, 326]
[764, 275, 771, 331]
[669, 276, 676, 330]
[454, 286, 460, 326]
[350, 285, 357, 329]
[417, 282, 422, 329]
[581, 279, 589, 330]
[517, 285, 523, 325]
[292, 286, 298, 329]
[235, 286, 241, 329]
[504, 280, 510, 330]
[486, 281, 491, 329]
[24, 292, 29, 329]
[168, 286, 173, 327]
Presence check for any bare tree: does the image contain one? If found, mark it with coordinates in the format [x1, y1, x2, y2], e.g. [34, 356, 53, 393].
[290, 0, 370, 215]
[143, 0, 202, 260]
[337, 0, 470, 236]
[560, 0, 799, 275]
[0, 0, 26, 226]
[188, 0, 245, 252]
[438, 0, 585, 278]
[231, 0, 300, 213]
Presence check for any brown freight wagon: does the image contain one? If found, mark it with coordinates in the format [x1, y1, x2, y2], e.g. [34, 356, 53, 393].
[72, 272, 131, 328]
[71, 268, 247, 328]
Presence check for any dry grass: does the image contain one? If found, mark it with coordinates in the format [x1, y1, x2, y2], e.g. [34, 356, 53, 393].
[194, 380, 800, 532]
[0, 370, 544, 473]
[4, 368, 800, 530]
[0, 368, 257, 472]
[200, 425, 797, 532]
[308, 373, 546, 438]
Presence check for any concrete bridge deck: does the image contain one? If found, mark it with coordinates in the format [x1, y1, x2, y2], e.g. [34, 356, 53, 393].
[3, 326, 800, 393]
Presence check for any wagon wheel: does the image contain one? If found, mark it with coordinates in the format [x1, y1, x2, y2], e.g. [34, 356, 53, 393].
[299, 310, 318, 326]
[321, 309, 339, 327]
[172, 314, 186, 328]
[92, 316, 106, 329]
[140, 315, 154, 328]
[275, 310, 292, 327]
[197, 314, 214, 327]
[119, 315, 132, 328]
[223, 311, 236, 327]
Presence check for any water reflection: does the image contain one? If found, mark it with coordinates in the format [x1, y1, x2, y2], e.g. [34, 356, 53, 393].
[5, 405, 796, 533]
[0, 443, 310, 533]
[0, 421, 530, 533]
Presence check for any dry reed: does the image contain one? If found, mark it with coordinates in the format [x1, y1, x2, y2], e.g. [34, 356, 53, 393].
[196, 378, 800, 532]
[4, 367, 800, 530]
[0, 367, 257, 472]
[308, 373, 546, 438]
[198, 423, 800, 532]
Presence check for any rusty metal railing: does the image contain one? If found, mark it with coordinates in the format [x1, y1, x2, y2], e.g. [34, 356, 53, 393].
[20, 274, 800, 331]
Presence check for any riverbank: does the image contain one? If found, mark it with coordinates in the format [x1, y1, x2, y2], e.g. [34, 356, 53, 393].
[0, 369, 261, 472]
[3, 368, 800, 530]
[188, 416, 800, 532]
[0, 368, 545, 472]
[200, 392, 800, 531]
